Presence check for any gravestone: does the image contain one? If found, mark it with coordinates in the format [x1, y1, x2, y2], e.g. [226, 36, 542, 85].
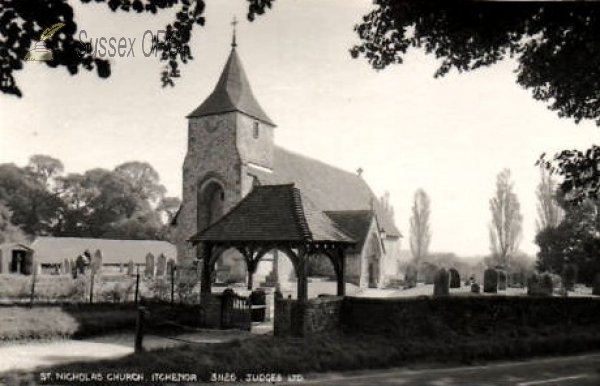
[563, 264, 577, 291]
[127, 259, 134, 276]
[527, 273, 553, 296]
[449, 268, 461, 288]
[404, 264, 418, 288]
[483, 269, 498, 293]
[156, 253, 167, 276]
[63, 258, 70, 274]
[592, 273, 600, 296]
[0, 249, 3, 274]
[145, 253, 155, 277]
[471, 282, 481, 294]
[92, 249, 103, 274]
[119, 262, 124, 273]
[167, 259, 175, 276]
[433, 268, 450, 296]
[497, 269, 507, 291]
[421, 263, 438, 285]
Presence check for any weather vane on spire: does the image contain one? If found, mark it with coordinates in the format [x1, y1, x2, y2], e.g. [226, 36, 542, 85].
[231, 16, 238, 48]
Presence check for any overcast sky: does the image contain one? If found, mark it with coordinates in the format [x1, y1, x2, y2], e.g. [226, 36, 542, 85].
[1, 0, 598, 258]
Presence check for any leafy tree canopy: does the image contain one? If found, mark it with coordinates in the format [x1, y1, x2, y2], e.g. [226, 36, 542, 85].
[351, 0, 600, 125]
[1, 0, 272, 97]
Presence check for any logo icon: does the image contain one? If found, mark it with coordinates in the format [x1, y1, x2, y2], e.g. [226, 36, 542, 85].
[24, 22, 65, 61]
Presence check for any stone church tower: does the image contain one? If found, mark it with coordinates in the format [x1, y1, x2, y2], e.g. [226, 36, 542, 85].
[175, 41, 276, 266]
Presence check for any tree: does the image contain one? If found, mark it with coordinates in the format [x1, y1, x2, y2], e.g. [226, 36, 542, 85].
[26, 155, 64, 188]
[489, 169, 522, 268]
[350, 1, 600, 206]
[536, 197, 600, 285]
[0, 163, 63, 236]
[1, 0, 273, 97]
[0, 201, 27, 244]
[157, 196, 181, 224]
[114, 161, 166, 205]
[379, 191, 395, 219]
[409, 189, 431, 265]
[352, 1, 600, 125]
[536, 168, 563, 232]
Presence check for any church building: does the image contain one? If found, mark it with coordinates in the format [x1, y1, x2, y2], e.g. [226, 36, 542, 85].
[173, 38, 402, 289]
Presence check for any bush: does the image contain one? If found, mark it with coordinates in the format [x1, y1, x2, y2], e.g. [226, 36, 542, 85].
[471, 283, 480, 294]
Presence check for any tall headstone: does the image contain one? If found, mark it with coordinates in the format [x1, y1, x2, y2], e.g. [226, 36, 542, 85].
[483, 269, 498, 293]
[0, 249, 4, 274]
[433, 268, 450, 296]
[592, 273, 600, 296]
[405, 263, 418, 289]
[127, 259, 134, 276]
[167, 258, 175, 276]
[92, 249, 103, 274]
[156, 253, 167, 276]
[448, 268, 461, 288]
[421, 263, 438, 285]
[497, 269, 507, 291]
[145, 253, 155, 277]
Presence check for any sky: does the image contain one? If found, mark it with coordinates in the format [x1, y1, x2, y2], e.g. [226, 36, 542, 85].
[1, 0, 599, 258]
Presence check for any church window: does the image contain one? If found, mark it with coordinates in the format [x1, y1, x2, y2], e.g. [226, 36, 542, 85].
[253, 121, 259, 138]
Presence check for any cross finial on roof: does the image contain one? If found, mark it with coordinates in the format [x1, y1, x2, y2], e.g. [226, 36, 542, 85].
[231, 16, 238, 48]
[356, 167, 363, 176]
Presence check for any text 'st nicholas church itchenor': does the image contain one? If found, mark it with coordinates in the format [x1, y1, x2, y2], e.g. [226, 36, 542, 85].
[172, 39, 402, 290]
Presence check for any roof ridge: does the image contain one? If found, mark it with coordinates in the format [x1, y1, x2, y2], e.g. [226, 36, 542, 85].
[290, 186, 313, 242]
[275, 146, 363, 178]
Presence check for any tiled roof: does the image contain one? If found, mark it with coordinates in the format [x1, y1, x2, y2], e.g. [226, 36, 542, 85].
[189, 184, 354, 244]
[248, 147, 401, 238]
[29, 237, 176, 264]
[187, 48, 275, 126]
[325, 211, 374, 254]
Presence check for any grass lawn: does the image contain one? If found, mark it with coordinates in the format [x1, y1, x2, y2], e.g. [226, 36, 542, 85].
[2, 323, 600, 385]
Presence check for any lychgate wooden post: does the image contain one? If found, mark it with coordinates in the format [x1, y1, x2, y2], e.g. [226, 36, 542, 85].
[200, 243, 213, 300]
[336, 246, 345, 297]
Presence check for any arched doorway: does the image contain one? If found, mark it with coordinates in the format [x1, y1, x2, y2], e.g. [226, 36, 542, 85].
[197, 179, 225, 232]
[198, 179, 226, 276]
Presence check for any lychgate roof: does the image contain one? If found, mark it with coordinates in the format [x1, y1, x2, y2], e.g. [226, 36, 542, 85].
[325, 210, 374, 254]
[187, 47, 275, 126]
[248, 147, 401, 238]
[189, 184, 354, 245]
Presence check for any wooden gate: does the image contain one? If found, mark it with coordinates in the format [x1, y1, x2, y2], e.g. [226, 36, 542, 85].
[220, 289, 251, 330]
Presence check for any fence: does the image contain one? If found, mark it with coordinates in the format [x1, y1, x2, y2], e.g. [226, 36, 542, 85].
[0, 264, 202, 306]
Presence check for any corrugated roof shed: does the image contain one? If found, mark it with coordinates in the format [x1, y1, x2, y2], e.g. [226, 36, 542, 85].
[29, 237, 176, 264]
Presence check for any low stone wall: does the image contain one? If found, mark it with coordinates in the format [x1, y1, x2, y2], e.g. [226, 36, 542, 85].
[274, 296, 343, 337]
[341, 296, 600, 338]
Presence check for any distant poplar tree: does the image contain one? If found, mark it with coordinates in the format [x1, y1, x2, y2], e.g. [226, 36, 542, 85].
[410, 189, 431, 265]
[536, 168, 564, 232]
[489, 169, 523, 268]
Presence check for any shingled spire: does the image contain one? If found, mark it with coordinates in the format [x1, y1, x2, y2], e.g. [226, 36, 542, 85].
[187, 40, 275, 125]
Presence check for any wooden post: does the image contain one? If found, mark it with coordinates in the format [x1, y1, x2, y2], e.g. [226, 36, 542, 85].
[134, 306, 145, 353]
[29, 261, 37, 308]
[336, 247, 345, 297]
[89, 271, 95, 303]
[135, 266, 140, 305]
[296, 250, 308, 303]
[170, 265, 175, 305]
[200, 243, 213, 300]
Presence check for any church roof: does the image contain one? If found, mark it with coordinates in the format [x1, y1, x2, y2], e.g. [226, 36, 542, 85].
[324, 211, 374, 254]
[187, 48, 275, 126]
[189, 184, 354, 245]
[247, 147, 402, 238]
